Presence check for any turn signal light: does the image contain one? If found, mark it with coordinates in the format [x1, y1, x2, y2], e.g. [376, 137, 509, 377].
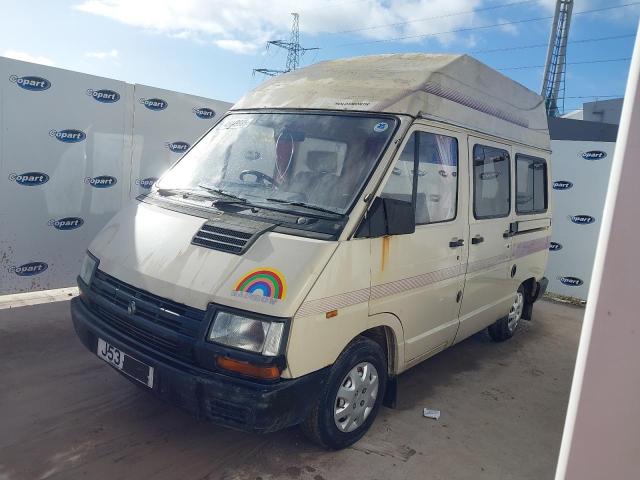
[216, 356, 281, 380]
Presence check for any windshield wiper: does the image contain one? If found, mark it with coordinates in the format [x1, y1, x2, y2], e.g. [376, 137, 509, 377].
[157, 187, 204, 197]
[197, 184, 247, 203]
[264, 198, 342, 217]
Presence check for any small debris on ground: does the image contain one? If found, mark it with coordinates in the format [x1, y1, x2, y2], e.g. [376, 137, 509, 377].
[423, 408, 441, 420]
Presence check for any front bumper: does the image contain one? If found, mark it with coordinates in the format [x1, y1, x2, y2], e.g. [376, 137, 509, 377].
[71, 297, 328, 433]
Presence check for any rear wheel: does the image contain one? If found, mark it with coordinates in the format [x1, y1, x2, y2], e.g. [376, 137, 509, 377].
[488, 286, 525, 342]
[301, 337, 387, 450]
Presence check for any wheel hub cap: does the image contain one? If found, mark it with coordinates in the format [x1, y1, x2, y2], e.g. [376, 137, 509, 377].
[334, 362, 379, 432]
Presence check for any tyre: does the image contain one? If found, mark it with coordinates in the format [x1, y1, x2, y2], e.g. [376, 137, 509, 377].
[488, 285, 525, 342]
[301, 336, 387, 450]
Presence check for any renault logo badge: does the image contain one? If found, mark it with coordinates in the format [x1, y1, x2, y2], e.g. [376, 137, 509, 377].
[127, 300, 137, 316]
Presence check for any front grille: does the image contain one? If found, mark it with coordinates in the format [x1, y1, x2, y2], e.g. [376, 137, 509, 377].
[89, 270, 206, 364]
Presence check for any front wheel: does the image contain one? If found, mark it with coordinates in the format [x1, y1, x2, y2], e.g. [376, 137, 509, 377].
[301, 337, 387, 450]
[488, 286, 525, 342]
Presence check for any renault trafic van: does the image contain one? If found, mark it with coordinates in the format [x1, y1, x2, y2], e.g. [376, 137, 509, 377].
[72, 54, 551, 449]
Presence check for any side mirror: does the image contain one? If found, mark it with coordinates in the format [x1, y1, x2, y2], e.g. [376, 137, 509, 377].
[356, 197, 415, 238]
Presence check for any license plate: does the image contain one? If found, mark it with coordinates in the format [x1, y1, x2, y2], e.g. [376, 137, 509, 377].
[97, 338, 154, 388]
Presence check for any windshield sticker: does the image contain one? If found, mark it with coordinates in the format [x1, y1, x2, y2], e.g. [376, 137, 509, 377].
[223, 118, 252, 129]
[244, 150, 262, 161]
[232, 268, 287, 305]
[373, 122, 388, 133]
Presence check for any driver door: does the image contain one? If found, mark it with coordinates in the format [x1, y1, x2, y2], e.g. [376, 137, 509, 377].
[369, 124, 469, 364]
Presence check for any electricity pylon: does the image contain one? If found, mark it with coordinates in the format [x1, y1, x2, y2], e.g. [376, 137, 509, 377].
[541, 0, 574, 117]
[253, 13, 319, 77]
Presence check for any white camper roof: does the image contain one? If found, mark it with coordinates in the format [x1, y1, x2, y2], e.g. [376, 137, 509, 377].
[233, 54, 550, 150]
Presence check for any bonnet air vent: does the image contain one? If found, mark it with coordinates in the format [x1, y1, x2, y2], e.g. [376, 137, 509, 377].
[191, 219, 272, 255]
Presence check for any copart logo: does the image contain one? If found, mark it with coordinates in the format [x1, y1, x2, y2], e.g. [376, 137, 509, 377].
[549, 242, 563, 252]
[553, 180, 573, 190]
[48, 217, 84, 230]
[8, 262, 48, 276]
[50, 129, 86, 143]
[135, 177, 158, 189]
[581, 150, 607, 161]
[85, 175, 117, 188]
[166, 141, 190, 153]
[9, 75, 51, 91]
[559, 276, 584, 287]
[9, 172, 49, 186]
[570, 215, 596, 225]
[87, 88, 120, 103]
[139, 97, 167, 111]
[193, 107, 215, 119]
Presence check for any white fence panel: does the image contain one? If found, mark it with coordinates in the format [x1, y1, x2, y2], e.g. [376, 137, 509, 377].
[130, 84, 227, 197]
[0, 57, 230, 295]
[547, 140, 616, 299]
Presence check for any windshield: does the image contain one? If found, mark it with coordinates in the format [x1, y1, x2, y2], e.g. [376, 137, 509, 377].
[156, 112, 397, 214]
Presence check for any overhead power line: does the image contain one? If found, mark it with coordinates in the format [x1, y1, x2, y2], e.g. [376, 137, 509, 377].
[332, 0, 538, 35]
[469, 34, 636, 55]
[332, 2, 640, 48]
[499, 57, 632, 71]
[564, 95, 623, 99]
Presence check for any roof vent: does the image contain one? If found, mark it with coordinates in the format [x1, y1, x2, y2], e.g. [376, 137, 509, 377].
[191, 219, 271, 255]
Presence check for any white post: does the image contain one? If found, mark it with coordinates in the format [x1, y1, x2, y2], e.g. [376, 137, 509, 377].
[555, 23, 640, 479]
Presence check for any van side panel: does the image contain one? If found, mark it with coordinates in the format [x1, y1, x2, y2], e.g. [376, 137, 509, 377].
[284, 240, 405, 379]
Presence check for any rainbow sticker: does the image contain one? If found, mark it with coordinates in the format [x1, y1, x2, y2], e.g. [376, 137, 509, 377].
[232, 268, 287, 304]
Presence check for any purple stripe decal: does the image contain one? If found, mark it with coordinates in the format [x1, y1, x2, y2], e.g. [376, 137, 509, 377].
[422, 82, 529, 128]
[514, 236, 550, 258]
[296, 288, 370, 318]
[295, 236, 551, 318]
[370, 264, 464, 301]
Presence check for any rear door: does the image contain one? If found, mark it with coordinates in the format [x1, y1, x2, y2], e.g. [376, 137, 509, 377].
[456, 138, 514, 342]
[509, 148, 552, 292]
[369, 123, 469, 363]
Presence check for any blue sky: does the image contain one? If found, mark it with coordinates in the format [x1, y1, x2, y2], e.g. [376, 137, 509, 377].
[1, 0, 638, 113]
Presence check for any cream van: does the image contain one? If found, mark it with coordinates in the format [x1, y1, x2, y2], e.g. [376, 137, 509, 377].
[72, 54, 551, 449]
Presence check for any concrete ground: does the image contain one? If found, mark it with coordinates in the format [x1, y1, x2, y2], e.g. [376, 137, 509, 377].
[0, 299, 582, 480]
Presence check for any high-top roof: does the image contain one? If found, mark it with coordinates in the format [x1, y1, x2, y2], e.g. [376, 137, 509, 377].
[232, 54, 550, 150]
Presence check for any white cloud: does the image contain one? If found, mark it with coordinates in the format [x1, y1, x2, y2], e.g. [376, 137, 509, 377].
[497, 19, 519, 36]
[72, 0, 525, 54]
[85, 48, 119, 60]
[2, 50, 54, 66]
[214, 39, 262, 55]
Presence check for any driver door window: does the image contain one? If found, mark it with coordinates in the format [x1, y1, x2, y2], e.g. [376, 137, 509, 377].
[381, 131, 458, 224]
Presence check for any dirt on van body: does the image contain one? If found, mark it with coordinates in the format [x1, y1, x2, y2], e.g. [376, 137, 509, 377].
[0, 299, 582, 480]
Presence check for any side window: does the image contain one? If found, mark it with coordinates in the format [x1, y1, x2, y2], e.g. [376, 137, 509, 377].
[473, 145, 510, 219]
[380, 133, 415, 205]
[415, 132, 458, 224]
[381, 131, 458, 224]
[516, 154, 548, 214]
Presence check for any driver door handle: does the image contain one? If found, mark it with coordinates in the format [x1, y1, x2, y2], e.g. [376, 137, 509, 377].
[449, 238, 464, 248]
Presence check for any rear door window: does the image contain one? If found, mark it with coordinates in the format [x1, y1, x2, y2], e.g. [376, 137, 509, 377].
[516, 154, 548, 214]
[473, 145, 511, 219]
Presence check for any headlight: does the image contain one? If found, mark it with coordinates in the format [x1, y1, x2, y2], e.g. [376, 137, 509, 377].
[208, 311, 285, 356]
[79, 252, 98, 286]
